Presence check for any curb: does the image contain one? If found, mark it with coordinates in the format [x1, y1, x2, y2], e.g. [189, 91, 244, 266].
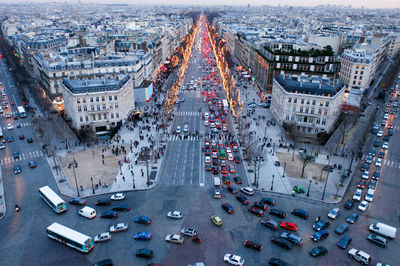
[0, 166, 6, 220]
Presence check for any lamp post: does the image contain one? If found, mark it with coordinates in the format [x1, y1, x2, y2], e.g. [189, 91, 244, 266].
[322, 154, 332, 200]
[270, 174, 275, 191]
[283, 162, 287, 177]
[72, 156, 80, 197]
[307, 179, 312, 197]
[91, 177, 95, 194]
[273, 143, 275, 155]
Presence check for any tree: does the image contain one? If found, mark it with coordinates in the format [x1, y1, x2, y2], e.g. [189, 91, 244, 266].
[283, 122, 298, 161]
[78, 127, 96, 147]
[247, 142, 267, 187]
[300, 152, 315, 178]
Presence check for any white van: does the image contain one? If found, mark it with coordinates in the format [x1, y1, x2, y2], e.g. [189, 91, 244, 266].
[213, 177, 221, 187]
[79, 206, 96, 219]
[365, 189, 375, 202]
[369, 222, 397, 239]
[204, 112, 209, 119]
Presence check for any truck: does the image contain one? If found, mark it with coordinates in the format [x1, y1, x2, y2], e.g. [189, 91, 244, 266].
[369, 222, 397, 239]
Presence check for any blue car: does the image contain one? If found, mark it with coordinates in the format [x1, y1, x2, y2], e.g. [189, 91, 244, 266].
[312, 230, 329, 242]
[346, 213, 359, 224]
[133, 232, 152, 240]
[134, 216, 152, 224]
[337, 235, 352, 249]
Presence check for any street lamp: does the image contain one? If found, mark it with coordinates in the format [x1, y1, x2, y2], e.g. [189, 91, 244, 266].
[307, 179, 312, 197]
[270, 174, 274, 191]
[322, 155, 332, 200]
[91, 177, 95, 194]
[272, 143, 275, 155]
[283, 162, 287, 177]
[72, 156, 80, 197]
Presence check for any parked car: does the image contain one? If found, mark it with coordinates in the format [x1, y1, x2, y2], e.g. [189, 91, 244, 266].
[223, 254, 244, 266]
[268, 258, 291, 266]
[244, 240, 263, 251]
[344, 199, 354, 209]
[236, 194, 250, 205]
[165, 234, 184, 244]
[280, 222, 298, 231]
[348, 248, 371, 265]
[335, 223, 350, 235]
[328, 208, 340, 219]
[167, 211, 183, 219]
[280, 232, 303, 245]
[180, 227, 197, 237]
[358, 200, 369, 212]
[261, 219, 278, 231]
[310, 246, 328, 257]
[337, 236, 352, 249]
[135, 248, 154, 259]
[313, 220, 330, 231]
[134, 216, 152, 224]
[312, 230, 329, 242]
[222, 203, 235, 214]
[353, 189, 362, 201]
[110, 193, 126, 200]
[366, 234, 387, 247]
[110, 223, 128, 233]
[69, 197, 86, 206]
[94, 232, 112, 243]
[269, 209, 286, 218]
[291, 209, 308, 219]
[270, 237, 293, 250]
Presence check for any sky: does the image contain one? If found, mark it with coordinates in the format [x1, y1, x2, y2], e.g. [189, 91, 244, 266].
[0, 0, 399, 9]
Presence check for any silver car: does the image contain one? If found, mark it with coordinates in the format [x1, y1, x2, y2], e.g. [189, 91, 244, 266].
[110, 223, 128, 233]
[180, 227, 197, 237]
[165, 234, 184, 244]
[94, 232, 112, 242]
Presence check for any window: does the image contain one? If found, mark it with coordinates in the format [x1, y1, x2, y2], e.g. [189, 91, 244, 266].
[297, 116, 302, 122]
[301, 99, 304, 104]
[353, 80, 356, 85]
[325, 102, 329, 107]
[318, 109, 322, 115]
[299, 107, 303, 113]
[111, 113, 114, 119]
[316, 118, 321, 124]
[98, 114, 101, 120]
[83, 106, 87, 111]
[77, 106, 82, 112]
[311, 108, 315, 114]
[90, 97, 93, 103]
[309, 118, 313, 124]
[292, 106, 296, 112]
[102, 104, 106, 110]
[92, 115, 96, 121]
[286, 115, 290, 120]
[355, 70, 358, 74]
[91, 105, 94, 111]
[315, 128, 319, 133]
[294, 98, 297, 103]
[322, 119, 326, 125]
[85, 116, 89, 122]
[354, 75, 357, 79]
[116, 113, 119, 118]
[82, 98, 86, 103]
[96, 97, 99, 102]
[102, 96, 105, 101]
[308, 128, 312, 133]
[109, 95, 112, 101]
[79, 116, 83, 122]
[291, 115, 295, 121]
[115, 104, 118, 109]
[288, 97, 292, 103]
[77, 98, 81, 104]
[306, 99, 310, 104]
[312, 100, 316, 105]
[114, 95, 118, 100]
[319, 101, 323, 106]
[324, 110, 328, 116]
[97, 105, 100, 111]
[104, 114, 107, 120]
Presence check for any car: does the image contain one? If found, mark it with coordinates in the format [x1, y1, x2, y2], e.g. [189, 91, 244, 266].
[223, 254, 244, 266]
[261, 198, 276, 206]
[372, 171, 381, 180]
[270, 237, 293, 250]
[28, 161, 37, 168]
[313, 220, 330, 231]
[205, 156, 211, 164]
[346, 213, 359, 224]
[110, 193, 125, 200]
[180, 227, 197, 237]
[222, 203, 235, 214]
[310, 246, 328, 257]
[252, 202, 267, 211]
[211, 128, 219, 133]
[335, 223, 350, 235]
[269, 209, 286, 218]
[69, 197, 86, 206]
[261, 219, 278, 231]
[27, 137, 33, 143]
[5, 112, 10, 118]
[100, 210, 117, 218]
[227, 185, 239, 194]
[212, 167, 219, 174]
[280, 222, 298, 231]
[328, 208, 340, 219]
[234, 156, 241, 164]
[381, 120, 386, 126]
[236, 194, 250, 205]
[222, 176, 231, 184]
[109, 223, 128, 233]
[220, 160, 227, 167]
[94, 232, 112, 243]
[384, 113, 389, 119]
[176, 126, 181, 134]
[268, 258, 291, 266]
[12, 114, 18, 120]
[383, 134, 389, 141]
[13, 152, 19, 160]
[7, 136, 13, 142]
[348, 248, 371, 265]
[244, 240, 263, 251]
[361, 171, 369, 179]
[133, 231, 152, 240]
[358, 200, 369, 212]
[358, 179, 367, 189]
[337, 236, 352, 249]
[365, 155, 373, 164]
[353, 189, 362, 201]
[15, 123, 21, 128]
[378, 151, 385, 159]
[312, 230, 329, 242]
[227, 153, 234, 161]
[165, 234, 184, 244]
[382, 142, 389, 149]
[214, 189, 222, 199]
[13, 164, 21, 174]
[388, 129, 394, 136]
[240, 187, 255, 196]
[167, 210, 183, 219]
[368, 148, 376, 157]
[291, 208, 308, 219]
[248, 206, 264, 217]
[368, 180, 377, 190]
[234, 176, 242, 184]
[280, 232, 303, 245]
[377, 130, 383, 137]
[7, 123, 13, 130]
[360, 164, 369, 171]
[344, 199, 354, 210]
[0, 143, 4, 149]
[95, 199, 111, 206]
[375, 158, 382, 167]
[112, 203, 131, 212]
[18, 135, 24, 140]
[134, 216, 152, 224]
[135, 248, 153, 259]
[366, 234, 387, 247]
[211, 215, 223, 226]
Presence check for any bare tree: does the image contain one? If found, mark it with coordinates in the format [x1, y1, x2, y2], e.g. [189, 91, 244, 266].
[283, 122, 298, 161]
[299, 151, 315, 178]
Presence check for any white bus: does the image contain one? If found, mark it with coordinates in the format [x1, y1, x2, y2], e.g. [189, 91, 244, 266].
[46, 222, 94, 253]
[222, 99, 229, 112]
[17, 106, 27, 118]
[0, 127, 4, 143]
[38, 186, 67, 213]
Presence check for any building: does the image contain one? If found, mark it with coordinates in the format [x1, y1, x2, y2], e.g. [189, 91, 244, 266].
[61, 74, 134, 135]
[271, 75, 345, 136]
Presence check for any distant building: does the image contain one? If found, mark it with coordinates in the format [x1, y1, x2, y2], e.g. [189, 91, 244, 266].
[271, 75, 345, 136]
[61, 75, 134, 136]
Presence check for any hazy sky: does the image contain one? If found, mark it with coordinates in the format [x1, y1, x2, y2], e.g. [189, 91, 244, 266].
[0, 0, 399, 9]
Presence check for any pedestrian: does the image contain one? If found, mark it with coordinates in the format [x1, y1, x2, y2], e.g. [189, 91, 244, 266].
[122, 176, 125, 181]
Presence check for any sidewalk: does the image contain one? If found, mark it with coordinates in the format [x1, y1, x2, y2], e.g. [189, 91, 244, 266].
[0, 167, 5, 220]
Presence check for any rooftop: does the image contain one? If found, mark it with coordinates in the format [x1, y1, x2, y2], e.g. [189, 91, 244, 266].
[62, 75, 131, 94]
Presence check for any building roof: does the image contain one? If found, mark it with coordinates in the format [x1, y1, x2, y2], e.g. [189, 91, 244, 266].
[275, 75, 343, 97]
[62, 75, 130, 94]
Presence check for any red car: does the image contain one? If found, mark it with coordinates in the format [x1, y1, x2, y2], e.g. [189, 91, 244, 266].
[280, 222, 298, 231]
[234, 176, 242, 184]
[248, 206, 264, 217]
[221, 166, 228, 174]
[358, 179, 366, 189]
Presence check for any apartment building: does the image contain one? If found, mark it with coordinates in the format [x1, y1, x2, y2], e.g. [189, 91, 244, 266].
[61, 75, 134, 135]
[271, 75, 345, 136]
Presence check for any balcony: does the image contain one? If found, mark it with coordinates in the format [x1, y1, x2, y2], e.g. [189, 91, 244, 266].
[296, 121, 314, 128]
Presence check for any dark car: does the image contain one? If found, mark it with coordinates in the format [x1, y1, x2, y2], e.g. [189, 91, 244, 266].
[112, 203, 131, 212]
[360, 164, 369, 171]
[291, 209, 308, 219]
[222, 176, 231, 184]
[310, 246, 328, 257]
[337, 236, 352, 249]
[313, 220, 330, 231]
[13, 164, 21, 174]
[366, 234, 387, 247]
[372, 171, 380, 180]
[95, 199, 111, 206]
[368, 180, 377, 190]
[7, 136, 13, 142]
[69, 197, 86, 206]
[28, 161, 37, 168]
[252, 202, 267, 211]
[236, 194, 250, 205]
[269, 209, 286, 218]
[221, 203, 235, 214]
[27, 137, 33, 143]
[270, 237, 293, 250]
[18, 134, 25, 140]
[346, 213, 359, 224]
[280, 232, 303, 245]
[268, 258, 290, 266]
[261, 219, 278, 231]
[134, 216, 152, 224]
[312, 230, 329, 242]
[234, 176, 242, 184]
[335, 223, 350, 235]
[135, 248, 154, 259]
[344, 199, 354, 210]
[100, 210, 117, 219]
[261, 197, 276, 206]
[93, 258, 114, 266]
[244, 240, 263, 251]
[212, 167, 219, 174]
[13, 152, 20, 159]
[234, 156, 241, 164]
[378, 151, 385, 159]
[227, 185, 239, 194]
[248, 206, 264, 217]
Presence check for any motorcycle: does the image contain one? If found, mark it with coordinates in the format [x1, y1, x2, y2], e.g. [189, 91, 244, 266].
[192, 236, 202, 244]
[15, 204, 20, 212]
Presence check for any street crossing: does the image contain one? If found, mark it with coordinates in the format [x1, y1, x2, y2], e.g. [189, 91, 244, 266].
[361, 154, 400, 169]
[168, 135, 199, 141]
[175, 111, 201, 116]
[0, 150, 44, 165]
[2, 122, 32, 130]
[0, 111, 18, 117]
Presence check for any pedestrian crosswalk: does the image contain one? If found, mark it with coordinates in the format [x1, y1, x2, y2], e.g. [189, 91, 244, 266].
[361, 154, 400, 169]
[2, 122, 32, 130]
[175, 111, 201, 116]
[0, 111, 18, 117]
[169, 135, 199, 141]
[1, 150, 44, 165]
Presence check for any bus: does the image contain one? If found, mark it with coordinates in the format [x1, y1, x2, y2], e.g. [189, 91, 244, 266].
[222, 99, 229, 112]
[17, 106, 27, 118]
[0, 127, 4, 143]
[46, 222, 94, 253]
[38, 186, 67, 213]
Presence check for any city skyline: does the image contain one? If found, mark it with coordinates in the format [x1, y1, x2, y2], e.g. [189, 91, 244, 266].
[0, 0, 399, 9]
